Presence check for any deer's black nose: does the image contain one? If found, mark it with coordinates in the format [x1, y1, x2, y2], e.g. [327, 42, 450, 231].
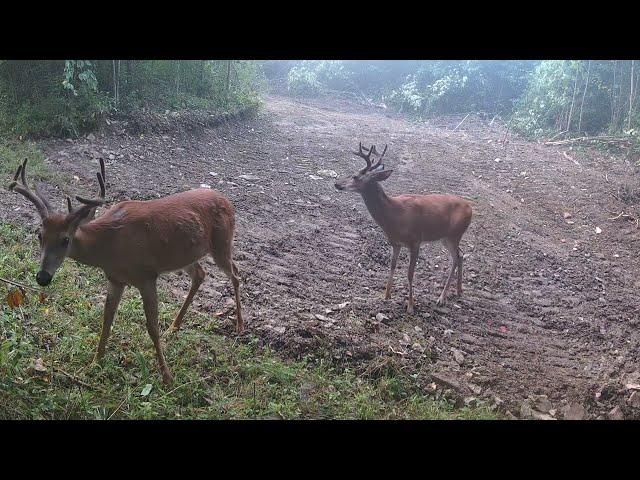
[36, 271, 52, 286]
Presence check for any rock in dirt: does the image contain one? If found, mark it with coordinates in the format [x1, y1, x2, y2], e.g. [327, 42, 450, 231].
[316, 169, 337, 178]
[238, 174, 260, 181]
[521, 402, 555, 420]
[608, 406, 624, 420]
[431, 373, 469, 395]
[86, 133, 96, 142]
[627, 391, 640, 408]
[562, 402, 586, 420]
[451, 348, 465, 365]
[532, 394, 553, 414]
[467, 383, 482, 395]
[375, 313, 389, 323]
[309, 175, 323, 180]
[521, 395, 555, 419]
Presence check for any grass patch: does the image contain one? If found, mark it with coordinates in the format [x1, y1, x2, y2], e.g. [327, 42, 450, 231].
[0, 140, 69, 197]
[0, 141, 50, 180]
[0, 223, 500, 420]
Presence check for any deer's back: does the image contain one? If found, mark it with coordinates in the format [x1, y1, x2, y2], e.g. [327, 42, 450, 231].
[87, 188, 235, 281]
[388, 193, 472, 244]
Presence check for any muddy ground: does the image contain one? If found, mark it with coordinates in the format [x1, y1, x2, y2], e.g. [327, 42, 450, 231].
[2, 94, 640, 419]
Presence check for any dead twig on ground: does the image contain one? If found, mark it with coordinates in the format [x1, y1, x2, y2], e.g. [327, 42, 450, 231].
[0, 277, 41, 293]
[545, 135, 633, 147]
[562, 150, 581, 166]
[608, 210, 639, 228]
[53, 366, 106, 393]
[452, 113, 471, 132]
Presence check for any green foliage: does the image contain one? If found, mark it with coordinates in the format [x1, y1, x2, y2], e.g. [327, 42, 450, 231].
[387, 61, 536, 115]
[512, 60, 640, 137]
[0, 141, 48, 179]
[0, 222, 499, 420]
[0, 60, 262, 138]
[280, 60, 536, 116]
[287, 61, 352, 96]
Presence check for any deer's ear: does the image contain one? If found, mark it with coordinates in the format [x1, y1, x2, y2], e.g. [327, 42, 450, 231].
[370, 169, 393, 182]
[67, 204, 95, 230]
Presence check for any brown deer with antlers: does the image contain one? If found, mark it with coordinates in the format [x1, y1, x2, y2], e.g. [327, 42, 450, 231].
[335, 143, 472, 313]
[8, 158, 243, 386]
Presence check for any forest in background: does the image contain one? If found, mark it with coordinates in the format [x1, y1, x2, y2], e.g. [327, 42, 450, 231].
[0, 60, 638, 142]
[266, 60, 640, 140]
[0, 60, 262, 137]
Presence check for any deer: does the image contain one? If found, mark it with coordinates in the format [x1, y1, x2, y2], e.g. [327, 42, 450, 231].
[334, 142, 473, 314]
[8, 157, 243, 386]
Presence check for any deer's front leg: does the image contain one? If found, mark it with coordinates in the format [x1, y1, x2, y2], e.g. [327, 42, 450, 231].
[406, 244, 420, 314]
[139, 280, 173, 386]
[93, 280, 125, 363]
[384, 244, 401, 300]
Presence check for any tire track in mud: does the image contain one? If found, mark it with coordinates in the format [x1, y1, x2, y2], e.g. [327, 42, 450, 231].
[2, 94, 639, 418]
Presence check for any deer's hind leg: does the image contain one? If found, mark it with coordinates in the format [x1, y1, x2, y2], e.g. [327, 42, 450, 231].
[407, 244, 420, 314]
[210, 242, 244, 334]
[437, 237, 461, 306]
[139, 279, 173, 386]
[164, 262, 206, 336]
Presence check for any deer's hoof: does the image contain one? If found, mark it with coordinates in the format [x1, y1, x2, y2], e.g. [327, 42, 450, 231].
[162, 372, 174, 387]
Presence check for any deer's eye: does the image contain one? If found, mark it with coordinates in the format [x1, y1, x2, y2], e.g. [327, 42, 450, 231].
[61, 237, 70, 248]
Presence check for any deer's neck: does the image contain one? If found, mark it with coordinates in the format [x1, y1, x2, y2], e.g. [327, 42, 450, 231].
[360, 182, 394, 229]
[69, 224, 109, 269]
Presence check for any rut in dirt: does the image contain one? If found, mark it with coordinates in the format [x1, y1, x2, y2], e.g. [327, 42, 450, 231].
[2, 94, 640, 419]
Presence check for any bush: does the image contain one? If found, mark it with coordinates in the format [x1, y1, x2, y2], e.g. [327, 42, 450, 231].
[0, 60, 263, 138]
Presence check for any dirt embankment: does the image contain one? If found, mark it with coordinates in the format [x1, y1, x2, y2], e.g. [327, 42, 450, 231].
[2, 94, 639, 419]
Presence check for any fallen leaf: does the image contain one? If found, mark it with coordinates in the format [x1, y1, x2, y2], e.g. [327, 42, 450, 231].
[39, 291, 47, 304]
[141, 384, 153, 397]
[33, 358, 48, 373]
[6, 287, 25, 308]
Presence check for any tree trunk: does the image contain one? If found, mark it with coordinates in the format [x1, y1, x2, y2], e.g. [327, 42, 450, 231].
[578, 60, 591, 134]
[611, 60, 617, 127]
[629, 60, 635, 130]
[176, 61, 180, 97]
[567, 63, 580, 133]
[225, 60, 231, 104]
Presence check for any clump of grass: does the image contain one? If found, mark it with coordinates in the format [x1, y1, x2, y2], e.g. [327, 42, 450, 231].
[0, 223, 500, 420]
[0, 141, 49, 179]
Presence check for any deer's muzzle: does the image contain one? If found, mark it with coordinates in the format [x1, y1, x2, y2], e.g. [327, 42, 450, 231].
[36, 270, 52, 286]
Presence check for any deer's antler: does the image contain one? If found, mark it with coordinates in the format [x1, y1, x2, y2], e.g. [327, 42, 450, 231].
[8, 159, 51, 218]
[352, 142, 375, 171]
[74, 158, 106, 208]
[353, 143, 388, 172]
[370, 144, 387, 171]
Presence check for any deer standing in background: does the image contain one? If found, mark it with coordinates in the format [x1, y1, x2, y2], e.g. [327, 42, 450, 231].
[335, 143, 472, 313]
[8, 158, 243, 386]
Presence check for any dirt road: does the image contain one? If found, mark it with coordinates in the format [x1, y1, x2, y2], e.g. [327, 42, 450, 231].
[3, 94, 640, 418]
